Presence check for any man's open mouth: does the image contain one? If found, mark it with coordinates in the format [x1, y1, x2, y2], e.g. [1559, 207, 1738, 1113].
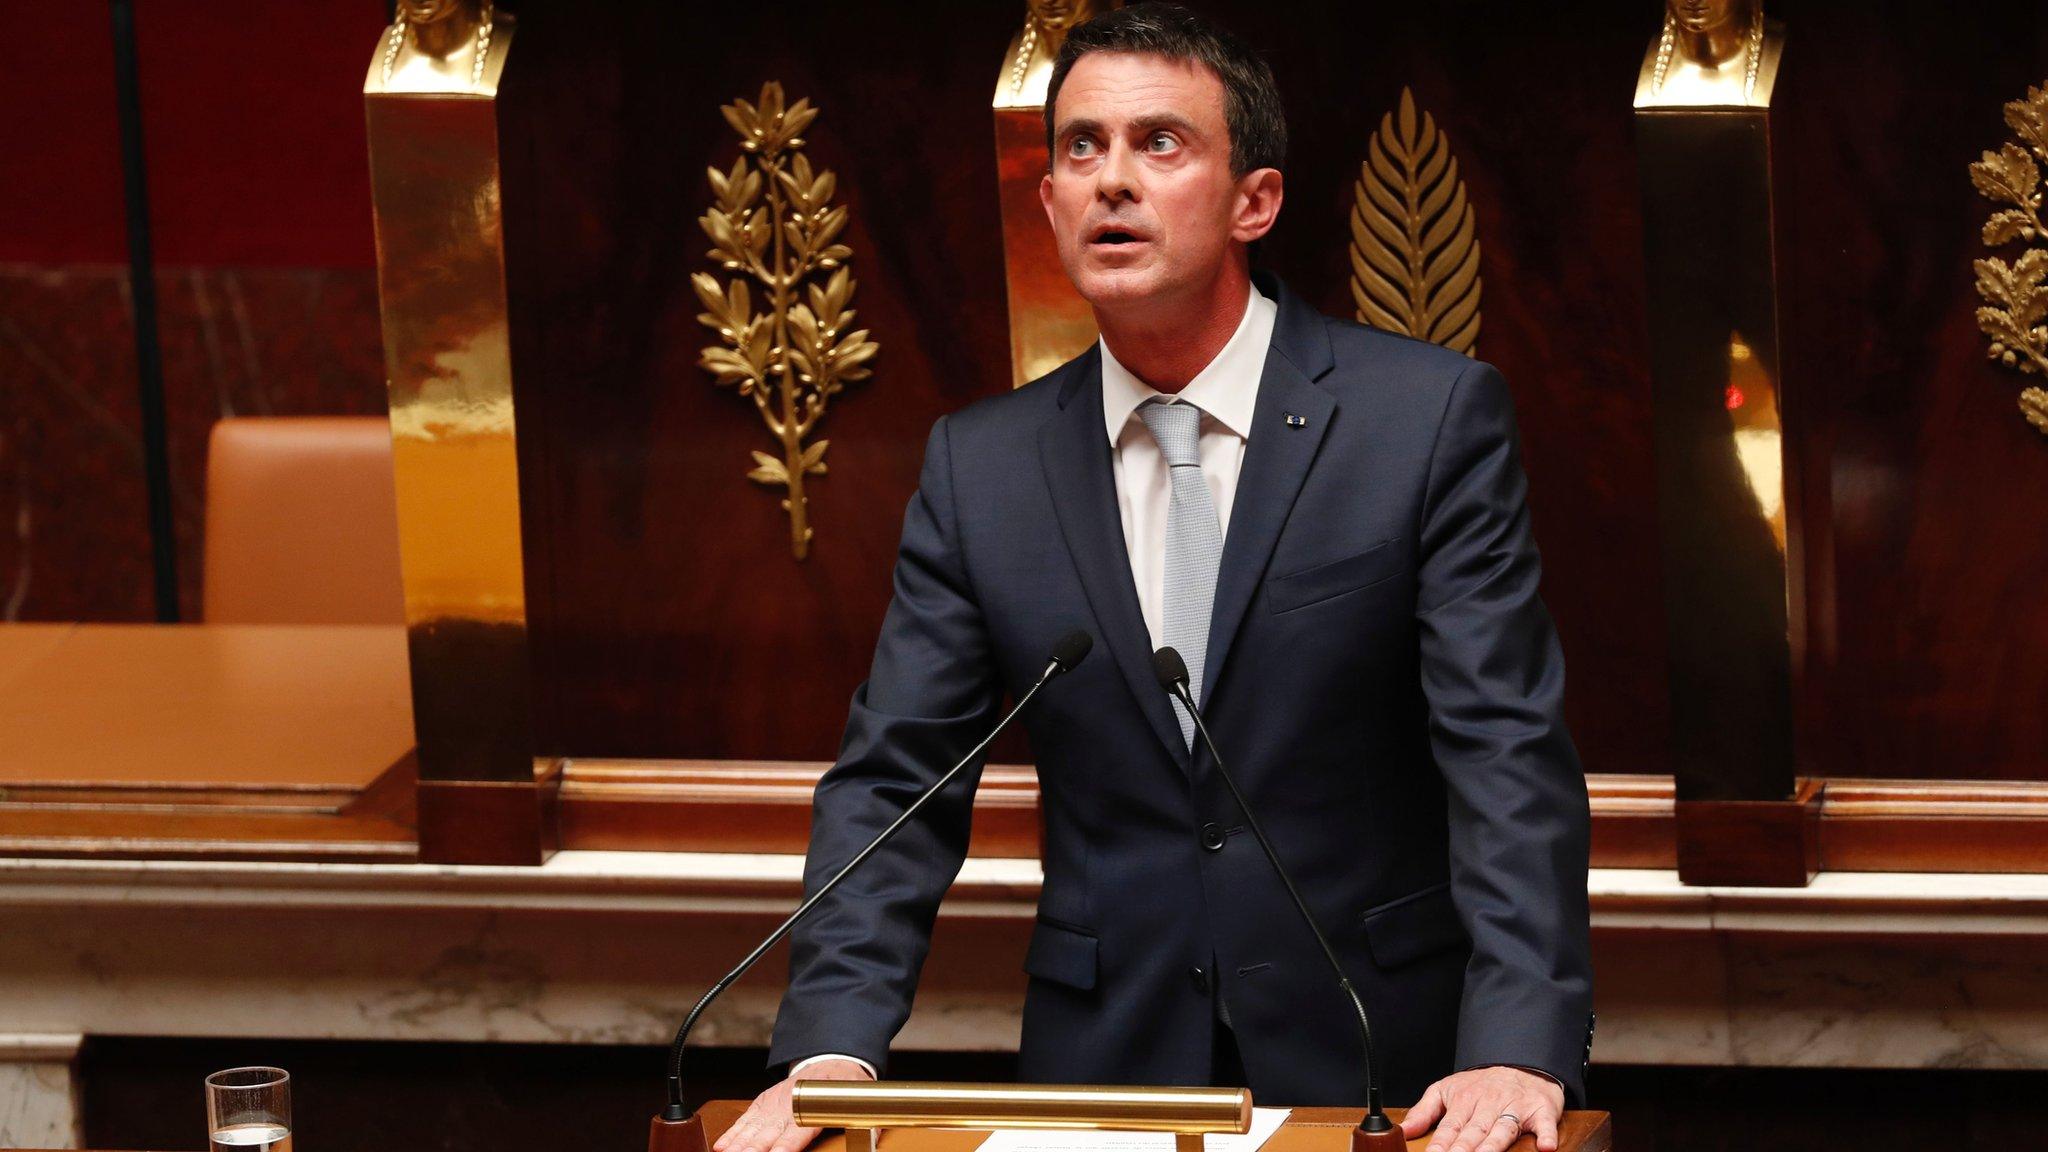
[1088, 224, 1149, 246]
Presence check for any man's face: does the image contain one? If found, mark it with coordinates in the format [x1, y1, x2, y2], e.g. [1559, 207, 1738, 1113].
[1040, 52, 1272, 315]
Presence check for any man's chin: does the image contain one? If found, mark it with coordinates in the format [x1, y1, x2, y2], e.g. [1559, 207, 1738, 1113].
[1073, 267, 1169, 312]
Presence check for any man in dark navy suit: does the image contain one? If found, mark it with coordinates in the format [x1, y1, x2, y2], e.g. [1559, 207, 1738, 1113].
[716, 8, 1592, 1152]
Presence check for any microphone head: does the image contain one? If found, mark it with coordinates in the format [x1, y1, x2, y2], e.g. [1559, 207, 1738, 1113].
[1049, 630, 1094, 673]
[1151, 646, 1190, 691]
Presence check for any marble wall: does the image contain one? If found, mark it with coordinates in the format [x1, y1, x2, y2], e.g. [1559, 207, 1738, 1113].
[0, 1034, 81, 1149]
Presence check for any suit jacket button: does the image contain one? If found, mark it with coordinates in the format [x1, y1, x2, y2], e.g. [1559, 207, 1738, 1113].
[1189, 965, 1211, 995]
[1200, 822, 1226, 852]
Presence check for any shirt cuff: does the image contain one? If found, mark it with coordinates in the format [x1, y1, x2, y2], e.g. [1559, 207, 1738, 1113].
[789, 1053, 878, 1079]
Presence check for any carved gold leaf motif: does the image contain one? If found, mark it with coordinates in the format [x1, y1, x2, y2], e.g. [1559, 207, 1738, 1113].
[1970, 82, 2048, 435]
[1350, 87, 1482, 355]
[695, 82, 878, 559]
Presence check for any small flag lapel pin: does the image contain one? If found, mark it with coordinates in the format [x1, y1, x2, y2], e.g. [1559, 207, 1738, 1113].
[1284, 413, 1307, 428]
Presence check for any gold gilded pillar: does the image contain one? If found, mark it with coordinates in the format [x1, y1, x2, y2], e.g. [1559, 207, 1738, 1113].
[994, 1, 1116, 388]
[366, 1, 554, 864]
[1635, 0, 1819, 884]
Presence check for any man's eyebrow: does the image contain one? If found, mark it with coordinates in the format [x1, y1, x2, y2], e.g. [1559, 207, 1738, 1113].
[1128, 113, 1202, 137]
[1055, 113, 1204, 141]
[1055, 116, 1106, 142]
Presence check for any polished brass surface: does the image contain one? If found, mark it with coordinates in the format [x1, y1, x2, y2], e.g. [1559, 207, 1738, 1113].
[995, 107, 1097, 387]
[1350, 87, 1482, 355]
[994, 1, 1119, 387]
[1635, 0, 1783, 109]
[1636, 74, 1801, 803]
[1721, 332, 1786, 554]
[992, 0, 1113, 110]
[1969, 82, 2048, 435]
[370, 0, 510, 97]
[792, 1081, 1251, 1134]
[365, 13, 545, 820]
[694, 83, 878, 560]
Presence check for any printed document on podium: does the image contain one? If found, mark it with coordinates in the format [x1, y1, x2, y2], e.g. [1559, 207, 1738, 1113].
[973, 1107, 1290, 1152]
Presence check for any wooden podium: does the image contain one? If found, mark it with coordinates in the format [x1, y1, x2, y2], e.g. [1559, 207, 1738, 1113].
[690, 1100, 1613, 1152]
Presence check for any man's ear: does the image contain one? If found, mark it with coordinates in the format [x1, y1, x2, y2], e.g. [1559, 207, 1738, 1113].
[1230, 168, 1284, 244]
[1039, 170, 1057, 227]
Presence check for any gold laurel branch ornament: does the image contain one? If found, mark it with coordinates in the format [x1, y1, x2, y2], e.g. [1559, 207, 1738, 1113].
[1350, 87, 1483, 355]
[1970, 82, 2048, 435]
[694, 82, 879, 559]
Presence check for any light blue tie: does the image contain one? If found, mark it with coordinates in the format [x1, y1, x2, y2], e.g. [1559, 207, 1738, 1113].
[1137, 399, 1222, 748]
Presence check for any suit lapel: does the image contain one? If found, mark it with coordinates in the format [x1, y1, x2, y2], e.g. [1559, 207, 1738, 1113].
[1200, 276, 1338, 712]
[1038, 348, 1192, 769]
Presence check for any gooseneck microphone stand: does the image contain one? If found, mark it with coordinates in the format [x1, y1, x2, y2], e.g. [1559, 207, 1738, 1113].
[650, 632, 1094, 1152]
[1152, 646, 1404, 1150]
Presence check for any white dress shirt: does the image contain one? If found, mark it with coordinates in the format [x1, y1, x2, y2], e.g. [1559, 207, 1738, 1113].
[1101, 282, 1276, 650]
[787, 286, 1275, 1082]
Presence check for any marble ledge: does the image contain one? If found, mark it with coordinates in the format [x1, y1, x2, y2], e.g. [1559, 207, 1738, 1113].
[2, 854, 2047, 936]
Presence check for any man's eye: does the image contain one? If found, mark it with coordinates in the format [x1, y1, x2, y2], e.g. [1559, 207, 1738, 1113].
[1069, 137, 1095, 157]
[1146, 134, 1176, 152]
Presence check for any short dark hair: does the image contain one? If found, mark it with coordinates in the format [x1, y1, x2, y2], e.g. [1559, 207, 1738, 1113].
[1043, 3, 1287, 178]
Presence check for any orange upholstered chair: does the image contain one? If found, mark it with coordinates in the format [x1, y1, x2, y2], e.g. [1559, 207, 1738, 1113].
[202, 416, 407, 625]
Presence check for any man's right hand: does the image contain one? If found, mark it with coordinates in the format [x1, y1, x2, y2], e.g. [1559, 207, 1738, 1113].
[713, 1058, 876, 1152]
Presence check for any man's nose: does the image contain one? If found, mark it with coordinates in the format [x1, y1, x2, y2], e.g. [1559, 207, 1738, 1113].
[1094, 140, 1141, 202]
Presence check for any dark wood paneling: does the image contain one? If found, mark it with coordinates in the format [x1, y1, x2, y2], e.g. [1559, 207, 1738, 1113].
[1589, 776, 1680, 870]
[1675, 779, 1825, 887]
[499, 1, 1020, 761]
[1820, 778, 2048, 871]
[416, 771, 561, 867]
[0, 753, 416, 863]
[557, 760, 1043, 858]
[556, 765, 2048, 874]
[1772, 1, 2048, 782]
[1253, 2, 1674, 780]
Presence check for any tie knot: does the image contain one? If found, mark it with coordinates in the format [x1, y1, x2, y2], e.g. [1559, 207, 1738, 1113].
[1137, 399, 1204, 467]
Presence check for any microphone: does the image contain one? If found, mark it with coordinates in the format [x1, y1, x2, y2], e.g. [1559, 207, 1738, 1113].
[649, 631, 1095, 1152]
[1151, 646, 1402, 1150]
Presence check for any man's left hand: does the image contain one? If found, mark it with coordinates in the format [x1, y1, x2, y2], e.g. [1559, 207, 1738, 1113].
[1400, 1065, 1564, 1152]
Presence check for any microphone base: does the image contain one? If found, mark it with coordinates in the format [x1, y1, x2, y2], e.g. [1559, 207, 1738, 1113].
[1351, 1117, 1408, 1152]
[649, 1112, 709, 1152]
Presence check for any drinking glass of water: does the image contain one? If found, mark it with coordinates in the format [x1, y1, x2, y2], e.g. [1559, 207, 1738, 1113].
[205, 1066, 292, 1152]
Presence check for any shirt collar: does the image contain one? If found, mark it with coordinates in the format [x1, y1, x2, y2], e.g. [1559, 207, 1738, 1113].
[1100, 282, 1276, 446]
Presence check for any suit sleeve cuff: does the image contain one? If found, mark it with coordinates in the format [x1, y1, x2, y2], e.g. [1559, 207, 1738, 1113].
[1461, 1063, 1564, 1091]
[790, 1053, 878, 1079]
